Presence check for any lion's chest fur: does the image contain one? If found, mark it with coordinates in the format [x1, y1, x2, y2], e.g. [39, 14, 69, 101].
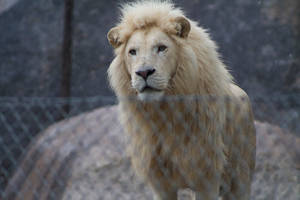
[120, 101, 226, 188]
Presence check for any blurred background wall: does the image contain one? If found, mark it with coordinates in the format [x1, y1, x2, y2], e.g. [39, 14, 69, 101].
[1, 0, 299, 131]
[0, 0, 299, 193]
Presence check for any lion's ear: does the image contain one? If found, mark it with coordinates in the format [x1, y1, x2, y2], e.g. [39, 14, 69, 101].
[107, 27, 122, 48]
[173, 16, 191, 38]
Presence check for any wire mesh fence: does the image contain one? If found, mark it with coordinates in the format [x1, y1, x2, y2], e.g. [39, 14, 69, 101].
[0, 95, 298, 200]
[118, 95, 256, 200]
[0, 96, 116, 198]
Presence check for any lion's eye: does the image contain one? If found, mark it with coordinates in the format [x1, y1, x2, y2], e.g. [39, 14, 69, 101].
[129, 49, 137, 55]
[158, 45, 167, 53]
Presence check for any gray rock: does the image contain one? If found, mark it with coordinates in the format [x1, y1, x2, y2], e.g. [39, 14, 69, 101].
[252, 121, 300, 200]
[4, 106, 299, 200]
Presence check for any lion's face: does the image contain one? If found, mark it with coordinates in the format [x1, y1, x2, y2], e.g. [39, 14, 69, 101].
[124, 28, 178, 101]
[108, 16, 191, 100]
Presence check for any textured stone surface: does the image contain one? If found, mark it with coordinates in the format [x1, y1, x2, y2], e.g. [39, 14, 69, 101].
[4, 106, 299, 200]
[252, 121, 300, 200]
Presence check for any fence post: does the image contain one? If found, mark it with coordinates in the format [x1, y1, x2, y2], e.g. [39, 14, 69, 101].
[61, 0, 74, 114]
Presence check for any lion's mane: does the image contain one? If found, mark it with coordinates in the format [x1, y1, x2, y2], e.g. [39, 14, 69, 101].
[108, 1, 255, 199]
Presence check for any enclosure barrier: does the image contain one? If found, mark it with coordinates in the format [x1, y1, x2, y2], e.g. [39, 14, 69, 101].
[0, 96, 297, 200]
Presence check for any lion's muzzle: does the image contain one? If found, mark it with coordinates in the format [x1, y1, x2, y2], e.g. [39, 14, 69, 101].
[135, 68, 156, 80]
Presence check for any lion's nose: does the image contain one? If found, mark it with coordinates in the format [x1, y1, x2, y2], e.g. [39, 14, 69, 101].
[135, 68, 156, 80]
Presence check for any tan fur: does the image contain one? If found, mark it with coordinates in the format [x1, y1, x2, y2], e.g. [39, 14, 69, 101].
[107, 1, 256, 200]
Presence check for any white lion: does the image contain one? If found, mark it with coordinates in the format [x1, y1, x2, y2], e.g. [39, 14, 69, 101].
[107, 1, 256, 200]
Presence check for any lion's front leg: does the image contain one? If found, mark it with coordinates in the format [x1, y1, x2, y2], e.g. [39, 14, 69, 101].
[221, 176, 251, 200]
[194, 192, 219, 200]
[194, 182, 220, 200]
[150, 185, 178, 200]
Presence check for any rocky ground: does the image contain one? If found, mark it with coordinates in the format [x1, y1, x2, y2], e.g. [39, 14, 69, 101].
[3, 106, 299, 200]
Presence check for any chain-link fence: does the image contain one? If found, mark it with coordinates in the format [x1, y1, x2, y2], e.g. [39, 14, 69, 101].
[119, 95, 256, 200]
[0, 95, 299, 200]
[0, 96, 116, 199]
